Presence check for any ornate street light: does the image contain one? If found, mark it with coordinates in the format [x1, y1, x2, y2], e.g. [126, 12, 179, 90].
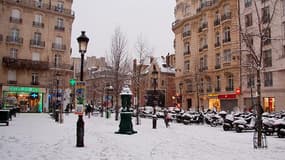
[76, 31, 89, 147]
[152, 66, 158, 129]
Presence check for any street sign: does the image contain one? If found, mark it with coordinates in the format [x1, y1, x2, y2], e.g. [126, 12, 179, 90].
[75, 81, 85, 115]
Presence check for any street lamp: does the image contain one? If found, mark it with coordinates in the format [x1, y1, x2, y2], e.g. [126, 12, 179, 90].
[56, 72, 63, 123]
[179, 82, 183, 110]
[76, 31, 89, 147]
[152, 66, 158, 129]
[106, 85, 113, 119]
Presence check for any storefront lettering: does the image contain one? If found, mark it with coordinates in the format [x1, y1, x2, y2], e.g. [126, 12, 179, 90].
[9, 86, 40, 93]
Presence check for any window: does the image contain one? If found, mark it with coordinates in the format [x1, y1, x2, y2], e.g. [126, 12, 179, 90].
[32, 73, 39, 84]
[216, 76, 220, 91]
[264, 72, 273, 87]
[283, 22, 285, 39]
[223, 26, 231, 42]
[183, 24, 191, 37]
[247, 74, 255, 88]
[10, 48, 18, 58]
[245, 13, 252, 27]
[34, 0, 43, 7]
[11, 28, 19, 39]
[204, 55, 208, 70]
[35, 14, 42, 23]
[32, 52, 40, 61]
[199, 78, 204, 93]
[223, 49, 231, 63]
[262, 6, 270, 23]
[11, 9, 20, 19]
[263, 27, 271, 45]
[215, 32, 220, 47]
[186, 80, 193, 93]
[184, 60, 190, 72]
[227, 74, 234, 91]
[215, 53, 221, 69]
[199, 57, 204, 71]
[184, 42, 190, 55]
[55, 36, 62, 45]
[55, 1, 64, 12]
[55, 54, 61, 67]
[56, 18, 64, 27]
[206, 78, 212, 92]
[34, 32, 41, 42]
[185, 5, 190, 16]
[8, 70, 16, 81]
[161, 80, 165, 86]
[245, 0, 252, 7]
[263, 49, 272, 67]
[283, 0, 285, 16]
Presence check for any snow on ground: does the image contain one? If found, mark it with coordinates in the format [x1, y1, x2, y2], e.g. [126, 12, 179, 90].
[0, 113, 285, 160]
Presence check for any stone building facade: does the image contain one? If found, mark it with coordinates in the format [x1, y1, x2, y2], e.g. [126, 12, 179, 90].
[0, 0, 74, 112]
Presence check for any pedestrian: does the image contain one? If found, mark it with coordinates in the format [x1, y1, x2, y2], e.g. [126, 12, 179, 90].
[164, 109, 170, 128]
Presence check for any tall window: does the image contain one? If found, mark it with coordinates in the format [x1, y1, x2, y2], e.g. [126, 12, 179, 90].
[247, 74, 255, 88]
[183, 23, 190, 33]
[245, 0, 252, 7]
[223, 49, 231, 63]
[184, 60, 190, 72]
[10, 48, 18, 58]
[32, 52, 40, 61]
[8, 70, 16, 81]
[262, 6, 270, 23]
[206, 78, 212, 92]
[263, 27, 271, 45]
[56, 1, 64, 12]
[245, 13, 252, 27]
[34, 32, 41, 42]
[55, 54, 61, 67]
[186, 80, 193, 93]
[11, 9, 20, 19]
[32, 73, 39, 84]
[35, 0, 43, 7]
[184, 42, 190, 55]
[223, 26, 231, 42]
[215, 53, 221, 68]
[263, 49, 272, 67]
[199, 57, 204, 70]
[204, 55, 208, 70]
[215, 32, 220, 46]
[216, 76, 220, 90]
[264, 72, 273, 87]
[10, 28, 20, 42]
[227, 74, 234, 91]
[55, 36, 62, 45]
[35, 14, 42, 23]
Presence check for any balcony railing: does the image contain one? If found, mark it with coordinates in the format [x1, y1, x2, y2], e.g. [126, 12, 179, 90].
[223, 38, 231, 43]
[198, 23, 208, 32]
[215, 87, 221, 92]
[6, 36, 23, 45]
[221, 12, 232, 21]
[6, 0, 75, 17]
[214, 19, 220, 26]
[225, 87, 234, 91]
[7, 80, 17, 84]
[215, 64, 221, 69]
[31, 81, 40, 85]
[183, 31, 191, 37]
[10, 17, 22, 24]
[54, 25, 65, 31]
[30, 40, 45, 48]
[2, 56, 49, 70]
[32, 21, 44, 28]
[49, 63, 73, 71]
[52, 43, 66, 51]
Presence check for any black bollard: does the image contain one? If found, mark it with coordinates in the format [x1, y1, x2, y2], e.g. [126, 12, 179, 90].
[76, 115, 84, 147]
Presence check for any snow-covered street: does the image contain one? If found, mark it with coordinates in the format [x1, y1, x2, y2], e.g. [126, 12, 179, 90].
[0, 113, 284, 160]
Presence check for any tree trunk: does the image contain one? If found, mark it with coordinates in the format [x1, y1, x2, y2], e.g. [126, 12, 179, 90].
[256, 68, 263, 147]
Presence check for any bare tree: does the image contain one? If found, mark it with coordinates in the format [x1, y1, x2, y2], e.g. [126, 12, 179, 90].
[109, 27, 131, 121]
[133, 35, 153, 125]
[238, 0, 281, 148]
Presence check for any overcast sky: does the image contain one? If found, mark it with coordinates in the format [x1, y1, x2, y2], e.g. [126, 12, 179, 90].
[71, 0, 176, 59]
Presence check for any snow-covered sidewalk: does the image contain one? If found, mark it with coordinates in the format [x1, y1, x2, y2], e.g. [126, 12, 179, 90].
[0, 113, 284, 160]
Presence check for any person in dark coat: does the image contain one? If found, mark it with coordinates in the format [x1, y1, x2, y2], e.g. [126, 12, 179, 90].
[164, 109, 170, 128]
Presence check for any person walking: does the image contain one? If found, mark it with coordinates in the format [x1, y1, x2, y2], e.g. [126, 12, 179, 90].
[164, 109, 170, 128]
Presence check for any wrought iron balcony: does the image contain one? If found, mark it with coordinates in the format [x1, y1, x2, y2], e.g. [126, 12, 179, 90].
[215, 64, 221, 69]
[225, 87, 234, 91]
[7, 80, 17, 84]
[54, 25, 65, 31]
[49, 63, 73, 71]
[223, 38, 231, 43]
[6, 36, 23, 45]
[2, 56, 49, 70]
[31, 81, 40, 85]
[183, 31, 191, 38]
[215, 87, 221, 92]
[30, 39, 45, 48]
[52, 43, 66, 51]
[32, 21, 44, 28]
[10, 16, 22, 24]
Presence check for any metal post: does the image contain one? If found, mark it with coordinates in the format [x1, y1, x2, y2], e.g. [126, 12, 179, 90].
[76, 53, 85, 147]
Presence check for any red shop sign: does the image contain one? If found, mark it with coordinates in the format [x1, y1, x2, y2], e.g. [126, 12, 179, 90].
[218, 94, 236, 99]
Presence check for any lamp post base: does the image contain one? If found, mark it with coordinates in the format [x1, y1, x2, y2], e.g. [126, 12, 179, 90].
[76, 115, 84, 147]
[115, 112, 137, 135]
[152, 116, 157, 129]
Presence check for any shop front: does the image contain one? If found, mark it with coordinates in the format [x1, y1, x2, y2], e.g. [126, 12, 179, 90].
[263, 97, 275, 112]
[2, 86, 45, 113]
[208, 93, 221, 111]
[218, 94, 238, 112]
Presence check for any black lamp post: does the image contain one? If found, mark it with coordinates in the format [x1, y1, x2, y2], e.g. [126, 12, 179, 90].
[179, 82, 183, 110]
[106, 85, 113, 119]
[152, 67, 158, 129]
[76, 31, 89, 147]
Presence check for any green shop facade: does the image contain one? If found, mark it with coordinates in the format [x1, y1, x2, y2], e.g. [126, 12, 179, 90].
[1, 86, 45, 113]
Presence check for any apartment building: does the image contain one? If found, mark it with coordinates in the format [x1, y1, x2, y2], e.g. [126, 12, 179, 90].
[0, 0, 74, 112]
[172, 0, 240, 112]
[239, 0, 285, 112]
